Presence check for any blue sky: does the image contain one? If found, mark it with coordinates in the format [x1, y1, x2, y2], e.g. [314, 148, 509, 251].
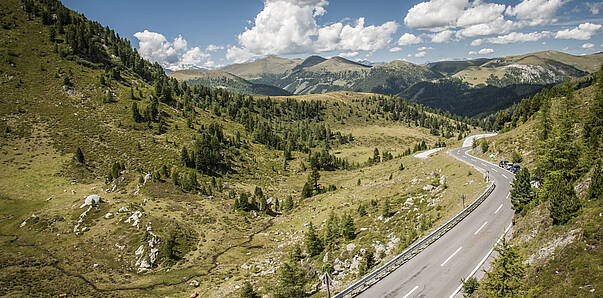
[62, 0, 603, 70]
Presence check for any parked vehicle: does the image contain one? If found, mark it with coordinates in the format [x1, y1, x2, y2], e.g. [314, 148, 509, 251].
[499, 160, 509, 168]
[505, 162, 514, 171]
[510, 165, 521, 173]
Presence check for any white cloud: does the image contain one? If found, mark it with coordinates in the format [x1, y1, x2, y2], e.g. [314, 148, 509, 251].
[582, 43, 595, 49]
[417, 46, 433, 51]
[415, 51, 427, 57]
[205, 44, 224, 52]
[456, 17, 516, 38]
[468, 48, 494, 55]
[429, 30, 454, 43]
[505, 0, 564, 26]
[339, 51, 359, 58]
[134, 30, 212, 71]
[586, 2, 603, 15]
[475, 31, 553, 45]
[555, 23, 602, 40]
[227, 0, 398, 62]
[397, 33, 422, 45]
[315, 18, 399, 52]
[389, 47, 402, 52]
[404, 0, 468, 31]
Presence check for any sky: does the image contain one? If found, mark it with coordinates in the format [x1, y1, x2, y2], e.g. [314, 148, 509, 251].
[62, 0, 603, 71]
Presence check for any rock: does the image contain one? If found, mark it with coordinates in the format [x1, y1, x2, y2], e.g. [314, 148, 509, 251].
[189, 280, 199, 287]
[439, 175, 446, 185]
[360, 227, 368, 231]
[104, 212, 113, 219]
[80, 195, 101, 208]
[422, 184, 434, 191]
[135, 245, 145, 256]
[125, 211, 143, 228]
[323, 252, 329, 263]
[93, 263, 99, 268]
[118, 206, 129, 213]
[46, 196, 53, 201]
[115, 243, 125, 250]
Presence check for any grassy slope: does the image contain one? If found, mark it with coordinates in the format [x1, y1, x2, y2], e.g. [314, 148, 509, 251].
[0, 1, 489, 297]
[474, 83, 602, 297]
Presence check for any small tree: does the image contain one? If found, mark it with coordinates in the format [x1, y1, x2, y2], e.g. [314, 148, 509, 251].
[588, 161, 602, 200]
[358, 247, 375, 276]
[481, 139, 489, 153]
[310, 167, 321, 193]
[273, 257, 306, 298]
[305, 222, 323, 257]
[301, 181, 313, 199]
[481, 238, 524, 297]
[382, 198, 391, 218]
[75, 147, 85, 164]
[240, 281, 259, 298]
[511, 151, 523, 163]
[341, 213, 355, 240]
[462, 277, 480, 296]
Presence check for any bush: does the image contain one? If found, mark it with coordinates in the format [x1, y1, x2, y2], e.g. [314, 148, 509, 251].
[462, 277, 479, 296]
[511, 151, 523, 163]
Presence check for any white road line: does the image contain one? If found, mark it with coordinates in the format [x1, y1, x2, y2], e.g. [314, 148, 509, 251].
[441, 247, 463, 267]
[506, 193, 510, 200]
[502, 174, 510, 180]
[494, 204, 503, 214]
[492, 168, 499, 173]
[474, 221, 488, 235]
[448, 223, 512, 298]
[403, 285, 419, 298]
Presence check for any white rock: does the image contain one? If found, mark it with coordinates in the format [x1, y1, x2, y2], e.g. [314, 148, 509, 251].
[125, 211, 143, 228]
[422, 184, 434, 191]
[80, 194, 101, 208]
[104, 212, 113, 219]
[189, 280, 199, 287]
[135, 245, 145, 256]
[118, 206, 129, 213]
[346, 243, 356, 252]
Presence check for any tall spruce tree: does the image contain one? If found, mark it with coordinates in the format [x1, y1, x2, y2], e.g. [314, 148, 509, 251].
[305, 222, 323, 257]
[341, 213, 355, 241]
[511, 168, 532, 215]
[546, 171, 581, 225]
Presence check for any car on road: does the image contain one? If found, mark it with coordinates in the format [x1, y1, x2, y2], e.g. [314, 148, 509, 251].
[510, 165, 521, 173]
[504, 162, 514, 171]
[499, 160, 509, 168]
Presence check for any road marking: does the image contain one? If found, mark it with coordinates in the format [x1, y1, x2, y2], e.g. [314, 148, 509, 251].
[492, 168, 499, 173]
[403, 285, 419, 298]
[441, 246, 463, 266]
[474, 221, 488, 235]
[448, 223, 512, 298]
[502, 174, 510, 180]
[506, 193, 510, 200]
[494, 204, 503, 214]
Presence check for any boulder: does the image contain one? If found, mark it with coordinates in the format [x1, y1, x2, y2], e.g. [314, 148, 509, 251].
[80, 195, 101, 208]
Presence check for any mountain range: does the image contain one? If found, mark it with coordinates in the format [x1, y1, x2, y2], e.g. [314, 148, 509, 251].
[169, 51, 602, 116]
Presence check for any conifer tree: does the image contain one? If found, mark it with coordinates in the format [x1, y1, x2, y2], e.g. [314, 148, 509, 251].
[510, 168, 532, 215]
[75, 147, 85, 164]
[305, 222, 323, 256]
[324, 211, 340, 249]
[588, 161, 602, 200]
[481, 238, 524, 297]
[273, 255, 306, 298]
[240, 281, 259, 298]
[546, 171, 581, 225]
[382, 198, 391, 218]
[341, 213, 355, 241]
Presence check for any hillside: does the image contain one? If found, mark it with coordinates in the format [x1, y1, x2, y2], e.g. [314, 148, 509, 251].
[0, 1, 491, 297]
[168, 69, 291, 96]
[467, 73, 602, 296]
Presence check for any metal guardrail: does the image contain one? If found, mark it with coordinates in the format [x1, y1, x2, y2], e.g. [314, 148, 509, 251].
[334, 181, 496, 297]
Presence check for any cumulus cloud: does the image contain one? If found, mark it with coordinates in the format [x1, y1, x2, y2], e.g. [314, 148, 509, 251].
[397, 33, 422, 45]
[205, 44, 224, 52]
[468, 48, 494, 55]
[415, 51, 427, 57]
[339, 51, 359, 58]
[389, 47, 402, 52]
[226, 0, 399, 62]
[555, 23, 602, 40]
[472, 31, 553, 45]
[505, 0, 564, 26]
[417, 46, 433, 51]
[134, 30, 212, 71]
[429, 30, 454, 43]
[404, 0, 468, 31]
[582, 43, 595, 49]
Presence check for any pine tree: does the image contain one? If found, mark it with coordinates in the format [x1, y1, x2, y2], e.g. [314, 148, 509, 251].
[324, 211, 340, 249]
[273, 257, 306, 298]
[382, 198, 391, 218]
[309, 167, 320, 193]
[180, 146, 189, 167]
[305, 222, 323, 257]
[481, 238, 524, 297]
[481, 139, 489, 153]
[588, 160, 602, 200]
[132, 102, 143, 123]
[240, 281, 259, 298]
[75, 147, 85, 164]
[546, 171, 581, 225]
[539, 113, 579, 179]
[358, 247, 375, 276]
[373, 148, 380, 163]
[341, 213, 355, 241]
[510, 167, 532, 215]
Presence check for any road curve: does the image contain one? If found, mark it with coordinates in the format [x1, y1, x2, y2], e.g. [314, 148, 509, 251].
[356, 146, 514, 298]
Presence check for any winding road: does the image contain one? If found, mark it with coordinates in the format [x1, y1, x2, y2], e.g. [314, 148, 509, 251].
[356, 143, 514, 297]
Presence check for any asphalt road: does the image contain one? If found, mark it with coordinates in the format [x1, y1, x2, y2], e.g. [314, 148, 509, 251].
[357, 147, 514, 298]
